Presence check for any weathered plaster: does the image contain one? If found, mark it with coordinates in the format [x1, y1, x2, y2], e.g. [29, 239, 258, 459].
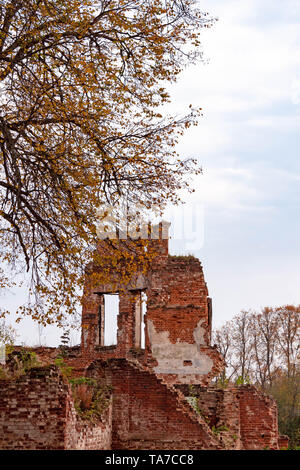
[147, 319, 213, 376]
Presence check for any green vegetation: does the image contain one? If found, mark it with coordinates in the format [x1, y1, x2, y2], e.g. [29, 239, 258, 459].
[267, 374, 300, 450]
[235, 375, 251, 386]
[212, 425, 230, 435]
[69, 376, 112, 422]
[216, 377, 230, 389]
[54, 357, 73, 378]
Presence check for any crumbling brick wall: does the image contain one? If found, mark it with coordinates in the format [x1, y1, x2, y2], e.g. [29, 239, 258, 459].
[145, 254, 224, 384]
[0, 366, 66, 449]
[175, 383, 281, 450]
[86, 358, 222, 450]
[0, 365, 112, 450]
[237, 385, 279, 450]
[80, 222, 224, 385]
[0, 221, 286, 450]
[65, 393, 112, 450]
[175, 384, 241, 449]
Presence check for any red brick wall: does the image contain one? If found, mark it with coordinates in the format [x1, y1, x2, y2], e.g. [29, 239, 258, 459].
[65, 394, 112, 450]
[0, 360, 283, 450]
[145, 256, 224, 384]
[174, 383, 282, 450]
[80, 226, 224, 386]
[0, 365, 112, 450]
[175, 384, 241, 449]
[0, 366, 67, 449]
[147, 257, 210, 344]
[278, 435, 289, 449]
[237, 385, 279, 450]
[92, 359, 222, 450]
[80, 252, 224, 385]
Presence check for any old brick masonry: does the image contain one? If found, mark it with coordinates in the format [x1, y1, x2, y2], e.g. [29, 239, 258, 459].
[0, 222, 288, 449]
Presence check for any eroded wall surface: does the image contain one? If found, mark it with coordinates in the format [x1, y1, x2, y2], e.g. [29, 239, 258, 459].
[145, 254, 224, 384]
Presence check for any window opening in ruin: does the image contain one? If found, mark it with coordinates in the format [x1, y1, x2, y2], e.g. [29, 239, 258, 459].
[141, 291, 147, 349]
[98, 296, 104, 346]
[134, 291, 147, 349]
[103, 293, 120, 346]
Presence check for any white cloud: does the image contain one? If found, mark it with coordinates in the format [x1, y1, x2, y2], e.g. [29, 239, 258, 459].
[163, 0, 300, 187]
[169, 163, 265, 215]
[169, 0, 300, 121]
[246, 115, 300, 129]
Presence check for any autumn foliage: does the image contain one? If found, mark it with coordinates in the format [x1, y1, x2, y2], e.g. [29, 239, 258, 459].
[0, 1, 214, 324]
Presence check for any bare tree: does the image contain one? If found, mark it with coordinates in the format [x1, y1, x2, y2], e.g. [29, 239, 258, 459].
[250, 307, 279, 389]
[274, 305, 300, 378]
[213, 305, 300, 447]
[213, 321, 235, 383]
[213, 306, 299, 388]
[213, 310, 254, 383]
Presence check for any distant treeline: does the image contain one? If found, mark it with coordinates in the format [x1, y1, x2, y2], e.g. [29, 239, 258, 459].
[213, 305, 299, 449]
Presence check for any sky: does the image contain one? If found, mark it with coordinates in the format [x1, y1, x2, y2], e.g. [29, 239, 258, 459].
[2, 0, 300, 346]
[165, 0, 300, 327]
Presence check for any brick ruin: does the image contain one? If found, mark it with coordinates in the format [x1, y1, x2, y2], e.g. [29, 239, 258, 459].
[0, 222, 289, 450]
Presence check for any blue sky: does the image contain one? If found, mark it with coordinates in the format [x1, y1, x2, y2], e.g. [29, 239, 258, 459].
[2, 0, 300, 345]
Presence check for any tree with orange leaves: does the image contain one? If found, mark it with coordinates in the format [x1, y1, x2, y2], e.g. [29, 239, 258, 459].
[0, 1, 214, 325]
